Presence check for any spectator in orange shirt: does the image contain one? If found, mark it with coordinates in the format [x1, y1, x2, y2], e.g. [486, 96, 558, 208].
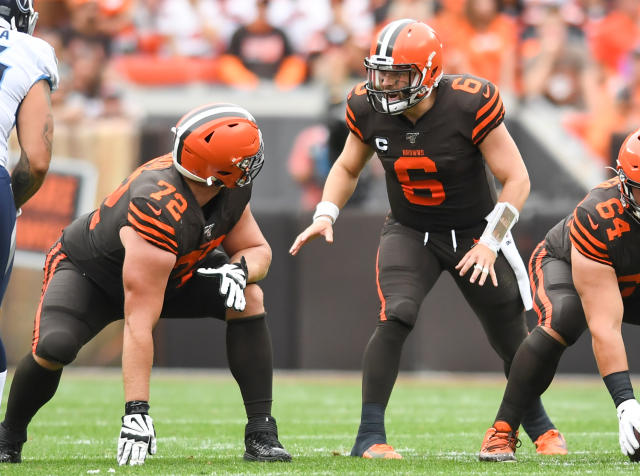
[460, 0, 518, 92]
[217, 0, 306, 90]
[589, 0, 640, 76]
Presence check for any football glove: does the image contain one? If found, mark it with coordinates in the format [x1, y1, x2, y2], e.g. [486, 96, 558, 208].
[117, 413, 157, 466]
[197, 256, 248, 311]
[617, 399, 640, 456]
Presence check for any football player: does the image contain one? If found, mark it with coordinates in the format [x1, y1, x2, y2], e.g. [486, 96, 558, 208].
[0, 103, 291, 465]
[479, 127, 640, 462]
[290, 19, 566, 459]
[0, 0, 58, 414]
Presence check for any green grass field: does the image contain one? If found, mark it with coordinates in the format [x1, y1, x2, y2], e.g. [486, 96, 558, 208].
[0, 369, 637, 475]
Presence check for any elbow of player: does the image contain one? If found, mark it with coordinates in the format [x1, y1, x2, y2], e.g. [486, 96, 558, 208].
[26, 150, 52, 177]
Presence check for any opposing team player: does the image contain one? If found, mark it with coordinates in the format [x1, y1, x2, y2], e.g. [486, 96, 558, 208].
[479, 128, 640, 462]
[290, 19, 566, 458]
[0, 0, 57, 413]
[0, 103, 291, 465]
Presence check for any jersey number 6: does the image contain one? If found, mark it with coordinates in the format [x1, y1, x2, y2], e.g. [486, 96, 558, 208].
[394, 156, 445, 206]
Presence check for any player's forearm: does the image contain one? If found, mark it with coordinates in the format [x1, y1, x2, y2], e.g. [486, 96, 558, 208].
[11, 149, 50, 209]
[320, 160, 359, 209]
[496, 173, 530, 212]
[229, 243, 271, 283]
[590, 325, 629, 377]
[122, 317, 155, 401]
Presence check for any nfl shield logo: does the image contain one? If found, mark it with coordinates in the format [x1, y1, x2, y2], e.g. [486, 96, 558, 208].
[203, 223, 215, 240]
[406, 132, 419, 144]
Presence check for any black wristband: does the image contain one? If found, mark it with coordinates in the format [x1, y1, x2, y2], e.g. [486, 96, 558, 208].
[125, 400, 150, 415]
[603, 371, 635, 407]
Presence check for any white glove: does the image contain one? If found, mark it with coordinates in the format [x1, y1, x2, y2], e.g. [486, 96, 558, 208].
[617, 399, 640, 456]
[197, 256, 248, 311]
[117, 413, 157, 466]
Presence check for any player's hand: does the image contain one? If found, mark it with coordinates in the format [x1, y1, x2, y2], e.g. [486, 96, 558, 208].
[289, 219, 334, 256]
[197, 256, 248, 311]
[455, 242, 498, 287]
[617, 399, 640, 456]
[117, 413, 157, 466]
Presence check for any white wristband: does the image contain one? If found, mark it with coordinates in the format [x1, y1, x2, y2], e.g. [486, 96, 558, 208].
[313, 201, 340, 224]
[479, 202, 519, 254]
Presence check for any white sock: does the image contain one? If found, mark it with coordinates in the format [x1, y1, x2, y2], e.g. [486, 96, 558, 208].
[0, 369, 6, 412]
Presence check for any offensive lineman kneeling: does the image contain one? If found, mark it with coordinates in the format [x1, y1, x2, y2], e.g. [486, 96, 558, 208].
[0, 103, 291, 465]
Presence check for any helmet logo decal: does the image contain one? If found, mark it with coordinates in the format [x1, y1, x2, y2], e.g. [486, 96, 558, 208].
[16, 0, 30, 13]
[426, 51, 435, 69]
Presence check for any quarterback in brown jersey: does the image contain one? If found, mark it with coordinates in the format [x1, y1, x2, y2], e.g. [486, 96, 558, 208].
[290, 19, 564, 459]
[0, 103, 291, 465]
[479, 128, 640, 462]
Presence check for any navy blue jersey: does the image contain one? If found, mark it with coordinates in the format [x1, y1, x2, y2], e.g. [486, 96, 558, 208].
[60, 155, 251, 299]
[345, 74, 505, 232]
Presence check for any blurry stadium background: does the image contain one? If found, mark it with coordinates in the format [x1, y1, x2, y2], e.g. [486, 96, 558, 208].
[4, 0, 640, 376]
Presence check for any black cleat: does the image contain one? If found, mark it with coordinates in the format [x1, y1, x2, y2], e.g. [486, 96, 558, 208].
[0, 423, 26, 463]
[243, 416, 291, 462]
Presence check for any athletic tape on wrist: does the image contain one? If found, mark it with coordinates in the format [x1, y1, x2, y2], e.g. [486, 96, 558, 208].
[605, 371, 635, 408]
[479, 202, 519, 253]
[125, 400, 150, 415]
[312, 201, 339, 224]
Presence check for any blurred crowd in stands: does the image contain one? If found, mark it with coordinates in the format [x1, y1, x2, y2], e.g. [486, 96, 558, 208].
[31, 0, 640, 208]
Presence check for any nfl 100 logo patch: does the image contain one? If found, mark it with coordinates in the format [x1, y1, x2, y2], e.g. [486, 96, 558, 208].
[405, 132, 420, 144]
[203, 223, 215, 240]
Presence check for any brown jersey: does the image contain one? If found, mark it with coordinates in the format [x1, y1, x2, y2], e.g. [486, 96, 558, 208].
[60, 155, 251, 300]
[345, 74, 505, 233]
[544, 177, 640, 299]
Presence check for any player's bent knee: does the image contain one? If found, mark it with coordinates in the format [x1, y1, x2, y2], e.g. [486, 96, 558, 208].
[33, 353, 63, 370]
[226, 284, 264, 319]
[384, 297, 419, 327]
[538, 326, 568, 346]
[35, 330, 81, 366]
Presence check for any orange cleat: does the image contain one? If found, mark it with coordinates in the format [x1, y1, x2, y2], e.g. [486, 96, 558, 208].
[478, 421, 520, 462]
[534, 429, 568, 455]
[362, 443, 402, 459]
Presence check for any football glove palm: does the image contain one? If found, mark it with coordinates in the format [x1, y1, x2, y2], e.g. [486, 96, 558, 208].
[117, 413, 157, 466]
[197, 256, 248, 311]
[617, 398, 640, 456]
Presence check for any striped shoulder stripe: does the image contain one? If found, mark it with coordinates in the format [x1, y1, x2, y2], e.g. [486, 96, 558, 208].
[345, 115, 364, 140]
[128, 212, 178, 254]
[128, 203, 179, 254]
[472, 89, 504, 144]
[569, 212, 611, 265]
[130, 203, 175, 235]
[375, 19, 414, 56]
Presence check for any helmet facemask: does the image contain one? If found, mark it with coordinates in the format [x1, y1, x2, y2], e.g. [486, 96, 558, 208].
[226, 138, 264, 188]
[618, 165, 640, 223]
[365, 56, 428, 115]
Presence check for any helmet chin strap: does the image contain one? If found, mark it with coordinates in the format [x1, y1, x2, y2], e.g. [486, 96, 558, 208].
[205, 176, 224, 187]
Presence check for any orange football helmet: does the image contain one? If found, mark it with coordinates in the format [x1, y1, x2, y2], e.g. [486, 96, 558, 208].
[617, 128, 640, 221]
[172, 103, 264, 188]
[364, 19, 443, 114]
